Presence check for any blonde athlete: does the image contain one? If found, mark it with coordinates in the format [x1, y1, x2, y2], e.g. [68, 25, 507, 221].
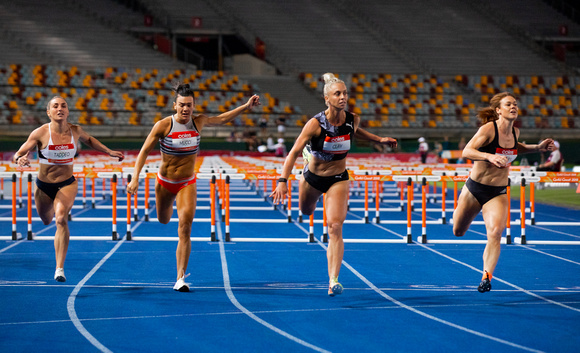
[270, 73, 396, 296]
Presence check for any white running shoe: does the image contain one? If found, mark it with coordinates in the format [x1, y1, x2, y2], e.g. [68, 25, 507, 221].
[54, 268, 66, 282]
[328, 280, 343, 297]
[302, 144, 312, 164]
[173, 274, 190, 292]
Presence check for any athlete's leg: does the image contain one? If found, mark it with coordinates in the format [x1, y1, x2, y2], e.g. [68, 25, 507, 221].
[174, 183, 197, 280]
[52, 181, 78, 269]
[155, 181, 177, 224]
[324, 181, 349, 285]
[480, 194, 509, 277]
[35, 187, 55, 225]
[452, 184, 482, 237]
[298, 177, 323, 215]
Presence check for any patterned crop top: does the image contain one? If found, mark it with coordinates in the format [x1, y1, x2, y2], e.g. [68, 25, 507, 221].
[159, 115, 200, 156]
[38, 125, 77, 166]
[478, 120, 518, 164]
[310, 111, 354, 162]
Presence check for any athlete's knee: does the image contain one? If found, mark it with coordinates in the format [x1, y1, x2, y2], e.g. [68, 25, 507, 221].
[299, 203, 315, 216]
[486, 225, 504, 242]
[453, 224, 466, 237]
[54, 213, 68, 228]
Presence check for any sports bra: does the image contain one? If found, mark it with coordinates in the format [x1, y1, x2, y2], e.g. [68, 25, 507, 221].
[478, 120, 518, 164]
[38, 125, 77, 165]
[310, 111, 354, 162]
[159, 115, 200, 156]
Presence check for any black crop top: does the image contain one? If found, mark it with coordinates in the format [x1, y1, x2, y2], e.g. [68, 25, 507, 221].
[310, 111, 355, 162]
[478, 120, 518, 164]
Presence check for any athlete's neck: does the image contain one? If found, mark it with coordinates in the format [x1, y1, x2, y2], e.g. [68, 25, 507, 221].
[49, 121, 69, 134]
[324, 107, 345, 126]
[496, 118, 514, 135]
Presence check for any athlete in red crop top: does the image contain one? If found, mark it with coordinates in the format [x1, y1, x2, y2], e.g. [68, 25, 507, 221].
[453, 92, 554, 292]
[127, 83, 260, 292]
[13, 96, 124, 282]
[270, 73, 397, 296]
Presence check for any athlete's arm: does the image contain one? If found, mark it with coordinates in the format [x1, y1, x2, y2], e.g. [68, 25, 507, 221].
[126, 120, 168, 195]
[270, 118, 319, 204]
[76, 125, 124, 161]
[462, 123, 508, 167]
[13, 126, 44, 166]
[198, 95, 260, 129]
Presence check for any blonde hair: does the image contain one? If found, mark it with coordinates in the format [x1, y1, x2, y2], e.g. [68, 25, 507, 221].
[322, 73, 345, 106]
[477, 92, 516, 124]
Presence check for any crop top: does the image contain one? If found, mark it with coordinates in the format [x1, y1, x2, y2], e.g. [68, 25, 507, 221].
[159, 115, 200, 156]
[309, 111, 354, 162]
[478, 120, 518, 164]
[38, 125, 77, 166]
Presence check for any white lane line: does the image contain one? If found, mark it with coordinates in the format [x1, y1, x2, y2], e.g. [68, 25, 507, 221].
[67, 239, 125, 353]
[6, 299, 580, 327]
[217, 222, 331, 353]
[66, 219, 147, 352]
[517, 245, 580, 266]
[290, 219, 544, 353]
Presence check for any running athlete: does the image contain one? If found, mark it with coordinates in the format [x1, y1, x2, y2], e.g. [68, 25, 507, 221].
[127, 83, 260, 292]
[270, 73, 396, 296]
[452, 92, 554, 292]
[13, 96, 124, 282]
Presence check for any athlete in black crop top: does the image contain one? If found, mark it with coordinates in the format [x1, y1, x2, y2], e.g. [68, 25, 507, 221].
[309, 110, 355, 162]
[452, 92, 555, 293]
[270, 73, 397, 297]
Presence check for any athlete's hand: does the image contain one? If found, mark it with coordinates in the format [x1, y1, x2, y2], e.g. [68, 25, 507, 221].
[379, 137, 397, 149]
[538, 138, 554, 152]
[245, 95, 261, 110]
[127, 178, 139, 195]
[15, 151, 31, 167]
[487, 153, 509, 168]
[109, 150, 125, 162]
[270, 182, 288, 205]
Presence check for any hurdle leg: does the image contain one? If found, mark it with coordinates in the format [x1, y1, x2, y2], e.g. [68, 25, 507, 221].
[406, 178, 413, 243]
[309, 214, 315, 243]
[506, 179, 511, 245]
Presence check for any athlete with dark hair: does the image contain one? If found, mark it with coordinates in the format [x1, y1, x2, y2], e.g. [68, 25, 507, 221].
[453, 92, 554, 292]
[128, 83, 260, 291]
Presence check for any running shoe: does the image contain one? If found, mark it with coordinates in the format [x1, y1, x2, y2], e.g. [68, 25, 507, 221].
[173, 275, 190, 292]
[478, 271, 492, 293]
[54, 268, 66, 282]
[302, 144, 312, 164]
[328, 281, 343, 297]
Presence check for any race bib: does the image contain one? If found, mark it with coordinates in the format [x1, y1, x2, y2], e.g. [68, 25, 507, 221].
[47, 143, 75, 164]
[322, 134, 351, 154]
[495, 148, 518, 164]
[170, 131, 199, 151]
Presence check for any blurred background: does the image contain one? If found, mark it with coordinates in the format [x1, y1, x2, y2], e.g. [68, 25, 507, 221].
[1, 0, 579, 166]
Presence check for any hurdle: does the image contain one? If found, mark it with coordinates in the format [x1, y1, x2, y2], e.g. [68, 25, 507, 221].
[130, 171, 216, 242]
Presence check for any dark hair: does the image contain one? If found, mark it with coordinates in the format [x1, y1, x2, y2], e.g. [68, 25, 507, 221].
[476, 92, 516, 124]
[172, 82, 194, 101]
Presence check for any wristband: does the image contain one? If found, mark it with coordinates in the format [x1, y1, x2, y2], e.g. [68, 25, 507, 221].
[277, 178, 287, 183]
[15, 155, 22, 162]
